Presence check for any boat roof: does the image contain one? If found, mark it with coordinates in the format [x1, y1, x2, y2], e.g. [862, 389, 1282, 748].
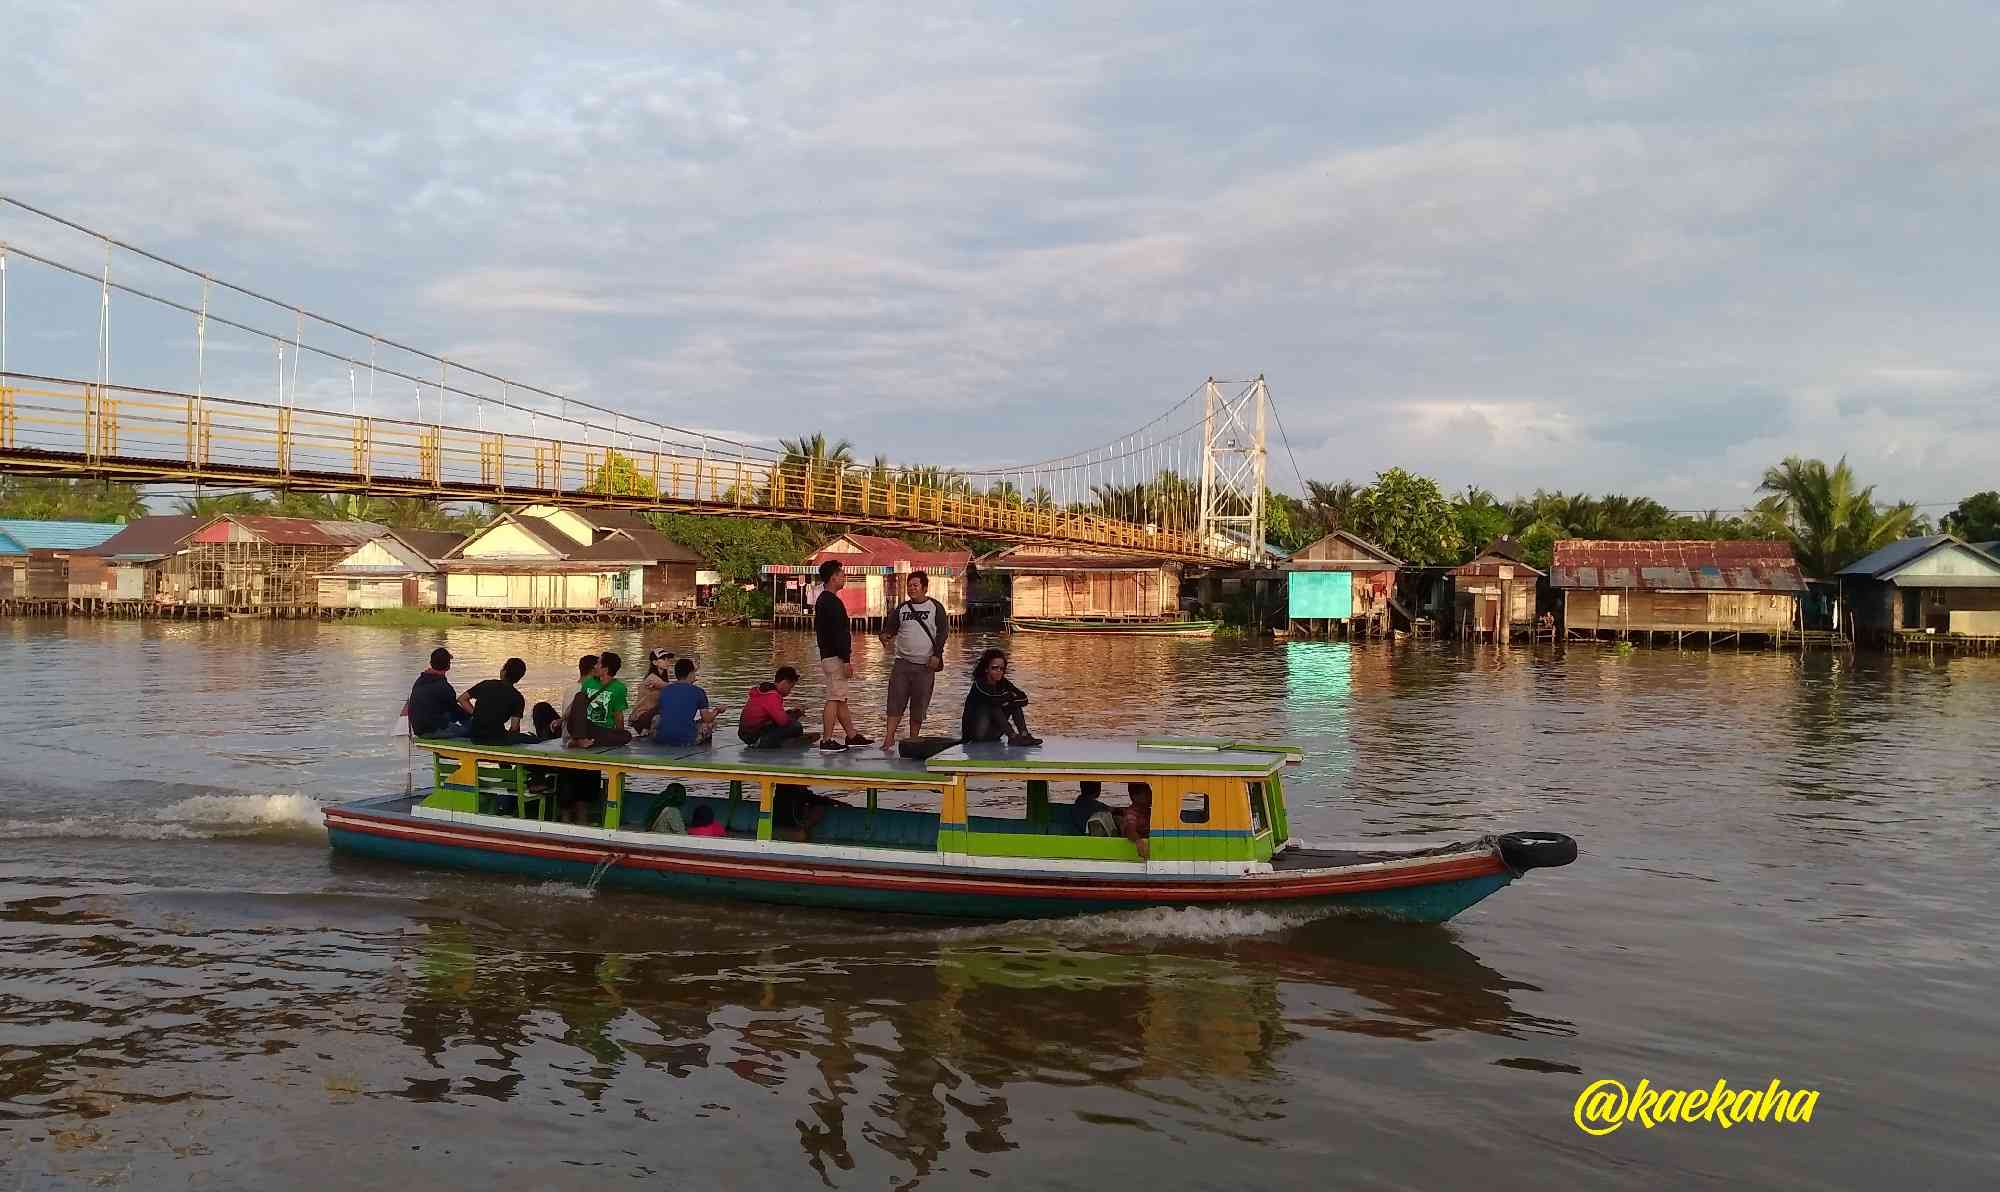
[423, 734, 1298, 781]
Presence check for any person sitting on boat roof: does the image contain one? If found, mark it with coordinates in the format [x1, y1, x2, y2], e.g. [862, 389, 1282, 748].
[1121, 783, 1153, 860]
[654, 658, 722, 747]
[739, 665, 809, 748]
[961, 649, 1042, 747]
[628, 647, 677, 736]
[407, 647, 471, 739]
[582, 651, 634, 747]
[460, 657, 537, 745]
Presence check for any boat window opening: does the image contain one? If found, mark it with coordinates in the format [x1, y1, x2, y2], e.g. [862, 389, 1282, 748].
[1247, 782, 1269, 835]
[620, 778, 759, 838]
[770, 784, 943, 851]
[1178, 791, 1210, 824]
[962, 778, 1149, 845]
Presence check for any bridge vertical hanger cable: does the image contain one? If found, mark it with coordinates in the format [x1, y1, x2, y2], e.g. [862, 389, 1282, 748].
[366, 337, 377, 411]
[195, 278, 209, 399]
[96, 239, 111, 396]
[1, 245, 8, 380]
[289, 309, 302, 409]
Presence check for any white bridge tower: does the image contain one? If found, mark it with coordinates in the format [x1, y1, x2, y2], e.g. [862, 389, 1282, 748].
[1197, 377, 1268, 562]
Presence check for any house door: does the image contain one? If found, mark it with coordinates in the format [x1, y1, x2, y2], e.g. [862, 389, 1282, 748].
[1901, 589, 1921, 629]
[402, 576, 420, 608]
[1481, 594, 1500, 632]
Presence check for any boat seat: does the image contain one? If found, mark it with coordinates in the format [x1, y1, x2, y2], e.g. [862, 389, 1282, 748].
[434, 755, 548, 821]
[968, 801, 1088, 837]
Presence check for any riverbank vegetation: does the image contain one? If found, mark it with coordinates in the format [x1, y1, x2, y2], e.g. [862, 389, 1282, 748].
[339, 609, 501, 629]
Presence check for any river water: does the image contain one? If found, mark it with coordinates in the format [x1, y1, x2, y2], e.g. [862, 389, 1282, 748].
[0, 620, 1992, 1188]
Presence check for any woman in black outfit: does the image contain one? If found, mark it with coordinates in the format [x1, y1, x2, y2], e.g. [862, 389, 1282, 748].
[961, 649, 1041, 746]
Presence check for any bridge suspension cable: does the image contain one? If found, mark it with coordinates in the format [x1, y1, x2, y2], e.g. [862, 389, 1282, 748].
[0, 195, 1264, 557]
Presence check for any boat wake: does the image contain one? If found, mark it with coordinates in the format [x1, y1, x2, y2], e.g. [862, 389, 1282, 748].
[0, 792, 327, 842]
[944, 903, 1334, 944]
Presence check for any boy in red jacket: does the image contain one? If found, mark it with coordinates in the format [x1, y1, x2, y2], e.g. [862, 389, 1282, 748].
[738, 666, 808, 748]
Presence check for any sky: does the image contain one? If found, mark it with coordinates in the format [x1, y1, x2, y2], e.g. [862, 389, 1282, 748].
[2, 1, 1997, 514]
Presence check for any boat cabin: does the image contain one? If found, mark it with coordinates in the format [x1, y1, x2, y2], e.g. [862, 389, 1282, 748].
[416, 735, 1299, 871]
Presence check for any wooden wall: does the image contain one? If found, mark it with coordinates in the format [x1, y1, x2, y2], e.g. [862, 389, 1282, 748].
[1565, 589, 1796, 631]
[1010, 568, 1173, 618]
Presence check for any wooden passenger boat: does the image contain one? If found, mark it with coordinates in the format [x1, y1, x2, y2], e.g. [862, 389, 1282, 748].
[1009, 617, 1221, 637]
[324, 736, 1575, 922]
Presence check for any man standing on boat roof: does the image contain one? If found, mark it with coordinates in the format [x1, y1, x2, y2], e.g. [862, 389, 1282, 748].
[407, 647, 470, 739]
[813, 560, 870, 752]
[880, 570, 947, 754]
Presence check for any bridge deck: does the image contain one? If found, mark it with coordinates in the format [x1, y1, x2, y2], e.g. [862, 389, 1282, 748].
[0, 374, 1217, 560]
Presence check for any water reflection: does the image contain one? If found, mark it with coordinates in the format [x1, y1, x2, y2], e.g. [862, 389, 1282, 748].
[0, 885, 1560, 1185]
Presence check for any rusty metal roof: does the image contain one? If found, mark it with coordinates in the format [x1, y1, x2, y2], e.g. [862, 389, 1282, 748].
[1549, 539, 1805, 592]
[194, 515, 386, 548]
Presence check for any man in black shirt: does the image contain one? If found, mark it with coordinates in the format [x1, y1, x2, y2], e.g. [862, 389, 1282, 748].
[407, 647, 470, 738]
[460, 657, 536, 745]
[813, 559, 869, 751]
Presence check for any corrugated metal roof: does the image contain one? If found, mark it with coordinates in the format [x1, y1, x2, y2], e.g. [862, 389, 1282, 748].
[82, 515, 203, 560]
[198, 515, 386, 547]
[1836, 534, 1953, 579]
[0, 519, 124, 554]
[1549, 540, 1805, 592]
[1451, 553, 1544, 578]
[387, 529, 465, 561]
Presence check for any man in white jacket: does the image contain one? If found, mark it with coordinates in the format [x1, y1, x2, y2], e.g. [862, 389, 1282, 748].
[880, 571, 948, 753]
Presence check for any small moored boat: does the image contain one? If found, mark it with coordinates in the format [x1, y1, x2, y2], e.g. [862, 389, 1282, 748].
[325, 736, 1575, 922]
[1010, 617, 1220, 636]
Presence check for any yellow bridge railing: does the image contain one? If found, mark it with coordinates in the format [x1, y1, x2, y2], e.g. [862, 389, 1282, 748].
[0, 375, 1216, 559]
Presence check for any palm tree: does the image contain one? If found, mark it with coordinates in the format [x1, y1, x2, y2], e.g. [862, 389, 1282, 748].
[174, 491, 270, 519]
[1757, 455, 1919, 577]
[1305, 479, 1362, 532]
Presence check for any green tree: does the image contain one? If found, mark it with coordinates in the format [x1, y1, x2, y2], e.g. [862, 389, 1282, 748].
[173, 491, 271, 519]
[1942, 491, 2000, 543]
[0, 477, 148, 522]
[1304, 479, 1362, 533]
[1515, 520, 1562, 570]
[1756, 455, 1919, 577]
[1451, 487, 1510, 561]
[584, 450, 657, 498]
[645, 511, 807, 584]
[1264, 489, 1319, 553]
[1351, 468, 1463, 564]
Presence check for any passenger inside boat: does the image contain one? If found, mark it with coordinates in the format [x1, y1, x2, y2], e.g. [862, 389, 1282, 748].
[775, 783, 844, 841]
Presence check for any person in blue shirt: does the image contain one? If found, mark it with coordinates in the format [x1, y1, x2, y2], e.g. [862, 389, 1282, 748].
[653, 658, 722, 746]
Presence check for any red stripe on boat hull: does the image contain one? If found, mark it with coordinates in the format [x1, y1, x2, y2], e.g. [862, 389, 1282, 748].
[324, 808, 1508, 905]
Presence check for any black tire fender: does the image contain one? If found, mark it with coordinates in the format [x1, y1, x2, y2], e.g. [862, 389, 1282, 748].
[1497, 832, 1578, 873]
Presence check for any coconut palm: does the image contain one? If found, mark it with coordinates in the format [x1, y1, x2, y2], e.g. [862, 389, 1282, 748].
[1757, 455, 1919, 577]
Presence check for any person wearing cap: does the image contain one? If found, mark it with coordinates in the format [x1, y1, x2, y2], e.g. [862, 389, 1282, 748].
[406, 647, 470, 739]
[628, 647, 678, 736]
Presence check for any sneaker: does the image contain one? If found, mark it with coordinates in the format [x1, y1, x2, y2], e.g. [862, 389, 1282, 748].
[818, 738, 848, 752]
[1009, 733, 1044, 747]
[845, 734, 873, 746]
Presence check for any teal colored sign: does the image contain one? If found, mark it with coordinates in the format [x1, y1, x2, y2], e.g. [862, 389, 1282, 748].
[1289, 571, 1352, 619]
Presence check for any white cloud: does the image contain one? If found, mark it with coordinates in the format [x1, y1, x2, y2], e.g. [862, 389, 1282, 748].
[1, 1, 1996, 509]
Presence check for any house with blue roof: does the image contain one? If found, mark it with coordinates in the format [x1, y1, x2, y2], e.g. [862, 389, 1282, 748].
[0, 518, 124, 555]
[0, 519, 125, 602]
[1836, 534, 2000, 645]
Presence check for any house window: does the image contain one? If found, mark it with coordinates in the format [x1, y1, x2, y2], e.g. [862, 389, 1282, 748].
[612, 570, 633, 594]
[1599, 593, 1621, 617]
[347, 579, 361, 594]
[1179, 791, 1210, 824]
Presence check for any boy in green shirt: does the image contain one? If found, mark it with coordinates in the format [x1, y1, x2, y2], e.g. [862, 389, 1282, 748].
[573, 650, 634, 747]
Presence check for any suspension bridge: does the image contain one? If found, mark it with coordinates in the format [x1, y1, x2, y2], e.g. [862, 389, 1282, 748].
[0, 198, 1269, 561]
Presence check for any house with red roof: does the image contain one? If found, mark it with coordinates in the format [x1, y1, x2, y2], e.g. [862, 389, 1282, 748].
[763, 533, 971, 623]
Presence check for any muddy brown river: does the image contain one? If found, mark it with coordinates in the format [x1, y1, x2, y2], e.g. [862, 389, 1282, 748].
[1, 620, 1992, 1188]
